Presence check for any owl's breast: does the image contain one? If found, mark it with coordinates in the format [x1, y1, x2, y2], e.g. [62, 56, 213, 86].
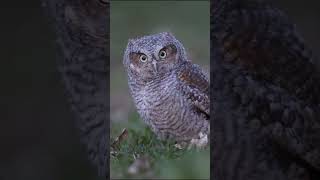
[132, 76, 183, 123]
[129, 74, 209, 140]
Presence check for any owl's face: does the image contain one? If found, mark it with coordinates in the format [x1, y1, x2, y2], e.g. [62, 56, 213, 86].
[123, 32, 187, 82]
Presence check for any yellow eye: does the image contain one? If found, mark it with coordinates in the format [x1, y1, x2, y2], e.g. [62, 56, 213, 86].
[139, 54, 148, 62]
[159, 50, 167, 59]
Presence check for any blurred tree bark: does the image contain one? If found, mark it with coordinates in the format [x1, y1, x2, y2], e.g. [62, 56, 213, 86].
[42, 0, 109, 179]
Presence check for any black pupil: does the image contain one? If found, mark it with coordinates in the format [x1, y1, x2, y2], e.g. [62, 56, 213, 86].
[142, 56, 146, 60]
[161, 51, 165, 57]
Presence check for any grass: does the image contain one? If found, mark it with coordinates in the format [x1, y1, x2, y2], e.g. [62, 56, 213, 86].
[110, 112, 210, 179]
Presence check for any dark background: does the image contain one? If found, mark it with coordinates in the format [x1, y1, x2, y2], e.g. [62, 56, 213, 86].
[0, 1, 98, 180]
[0, 0, 319, 180]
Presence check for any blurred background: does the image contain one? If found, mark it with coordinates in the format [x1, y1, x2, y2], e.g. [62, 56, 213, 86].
[271, 0, 320, 69]
[0, 2, 100, 180]
[0, 0, 319, 180]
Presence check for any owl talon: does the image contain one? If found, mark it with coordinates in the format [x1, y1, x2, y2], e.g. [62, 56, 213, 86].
[174, 141, 188, 149]
[188, 132, 209, 150]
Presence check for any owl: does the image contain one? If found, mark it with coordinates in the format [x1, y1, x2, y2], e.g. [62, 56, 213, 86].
[123, 32, 210, 142]
[212, 0, 320, 179]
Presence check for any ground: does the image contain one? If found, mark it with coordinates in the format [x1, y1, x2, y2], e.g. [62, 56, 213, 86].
[110, 112, 210, 179]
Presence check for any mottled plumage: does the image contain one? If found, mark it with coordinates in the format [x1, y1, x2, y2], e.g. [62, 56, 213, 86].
[123, 32, 209, 142]
[212, 0, 320, 179]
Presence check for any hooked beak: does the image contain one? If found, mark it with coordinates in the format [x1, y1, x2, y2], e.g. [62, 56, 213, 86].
[152, 61, 158, 73]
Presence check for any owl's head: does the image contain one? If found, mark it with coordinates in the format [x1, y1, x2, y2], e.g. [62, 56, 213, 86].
[123, 32, 188, 82]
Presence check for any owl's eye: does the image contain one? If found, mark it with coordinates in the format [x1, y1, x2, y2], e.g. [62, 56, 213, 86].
[159, 50, 167, 59]
[139, 54, 148, 62]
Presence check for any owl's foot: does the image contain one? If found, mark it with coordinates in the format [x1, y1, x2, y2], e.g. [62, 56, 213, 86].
[174, 141, 188, 149]
[174, 132, 209, 150]
[188, 132, 209, 149]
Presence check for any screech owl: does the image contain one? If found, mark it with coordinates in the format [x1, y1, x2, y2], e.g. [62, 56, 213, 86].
[123, 32, 210, 142]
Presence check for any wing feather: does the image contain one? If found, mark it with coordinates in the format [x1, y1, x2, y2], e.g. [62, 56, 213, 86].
[177, 62, 210, 118]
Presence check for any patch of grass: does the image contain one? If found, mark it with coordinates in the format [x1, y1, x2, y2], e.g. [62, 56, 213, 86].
[110, 113, 210, 179]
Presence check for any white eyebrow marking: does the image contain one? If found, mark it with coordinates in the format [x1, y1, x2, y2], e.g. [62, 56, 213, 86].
[154, 45, 164, 60]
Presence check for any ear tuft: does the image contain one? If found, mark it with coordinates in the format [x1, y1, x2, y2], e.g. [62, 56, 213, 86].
[163, 32, 174, 37]
[127, 39, 135, 46]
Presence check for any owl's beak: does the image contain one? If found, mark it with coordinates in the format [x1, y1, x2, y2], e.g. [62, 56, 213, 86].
[152, 61, 158, 73]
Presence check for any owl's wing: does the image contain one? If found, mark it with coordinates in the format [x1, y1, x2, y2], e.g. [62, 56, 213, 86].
[215, 0, 320, 173]
[269, 102, 320, 173]
[218, 0, 320, 105]
[245, 76, 320, 172]
[177, 62, 210, 118]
